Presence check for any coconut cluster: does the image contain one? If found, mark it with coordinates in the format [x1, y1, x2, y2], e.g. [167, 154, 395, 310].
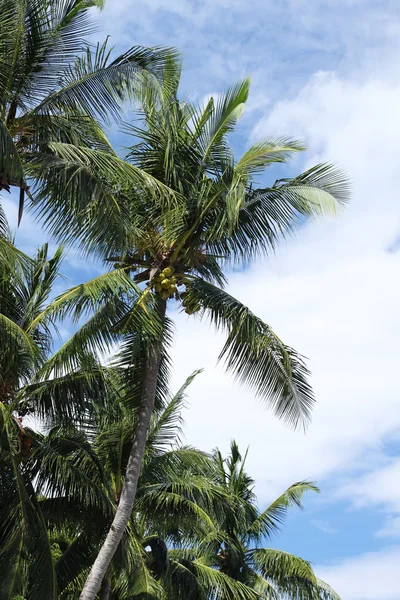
[150, 266, 201, 314]
[151, 266, 184, 300]
[180, 292, 200, 315]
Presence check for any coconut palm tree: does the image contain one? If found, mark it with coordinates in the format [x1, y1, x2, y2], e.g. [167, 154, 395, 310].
[0, 0, 174, 226]
[43, 370, 240, 599]
[93, 381, 340, 600]
[172, 441, 340, 600]
[33, 59, 350, 598]
[0, 213, 114, 599]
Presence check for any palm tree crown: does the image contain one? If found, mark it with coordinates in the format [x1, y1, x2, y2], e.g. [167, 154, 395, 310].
[0, 0, 173, 224]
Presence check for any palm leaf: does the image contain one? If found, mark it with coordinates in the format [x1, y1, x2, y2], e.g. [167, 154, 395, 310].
[234, 138, 305, 177]
[250, 548, 319, 597]
[196, 79, 250, 166]
[225, 163, 350, 261]
[146, 369, 203, 450]
[185, 278, 314, 428]
[33, 42, 178, 122]
[0, 451, 57, 600]
[0, 118, 31, 222]
[247, 482, 319, 540]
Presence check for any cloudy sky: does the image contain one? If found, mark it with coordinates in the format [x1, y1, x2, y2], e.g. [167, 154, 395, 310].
[4, 1, 400, 598]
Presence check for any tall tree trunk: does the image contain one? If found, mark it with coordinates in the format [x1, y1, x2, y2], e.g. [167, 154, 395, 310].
[79, 300, 166, 600]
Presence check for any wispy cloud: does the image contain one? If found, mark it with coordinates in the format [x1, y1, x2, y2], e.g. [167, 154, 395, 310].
[376, 516, 400, 539]
[312, 520, 337, 534]
[317, 546, 400, 600]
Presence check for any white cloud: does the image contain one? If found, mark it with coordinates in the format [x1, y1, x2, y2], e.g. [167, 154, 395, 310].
[312, 520, 337, 534]
[336, 458, 400, 540]
[92, 0, 400, 116]
[316, 546, 400, 600]
[376, 516, 400, 539]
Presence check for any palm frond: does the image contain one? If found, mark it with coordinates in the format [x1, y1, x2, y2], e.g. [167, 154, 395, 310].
[0, 452, 57, 600]
[191, 558, 263, 600]
[0, 118, 30, 222]
[185, 278, 314, 428]
[18, 1, 107, 106]
[250, 548, 318, 596]
[235, 138, 305, 178]
[30, 427, 111, 515]
[247, 482, 319, 540]
[315, 578, 342, 600]
[146, 369, 203, 450]
[196, 79, 250, 167]
[27, 141, 178, 251]
[223, 163, 350, 262]
[34, 42, 178, 122]
[19, 366, 114, 426]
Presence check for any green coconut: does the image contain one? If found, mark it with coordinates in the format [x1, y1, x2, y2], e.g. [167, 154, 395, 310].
[162, 266, 175, 278]
[168, 284, 177, 295]
[154, 283, 162, 293]
[162, 291, 170, 300]
[161, 278, 170, 289]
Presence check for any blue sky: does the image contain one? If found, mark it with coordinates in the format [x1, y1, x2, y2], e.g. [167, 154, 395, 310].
[4, 1, 400, 598]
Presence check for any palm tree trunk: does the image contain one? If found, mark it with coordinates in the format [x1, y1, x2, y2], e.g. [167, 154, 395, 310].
[80, 300, 166, 600]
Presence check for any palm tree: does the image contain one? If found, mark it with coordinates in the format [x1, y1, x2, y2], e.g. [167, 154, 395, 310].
[34, 60, 349, 598]
[0, 212, 114, 599]
[0, 0, 174, 226]
[171, 441, 340, 599]
[44, 369, 238, 599]
[97, 382, 340, 600]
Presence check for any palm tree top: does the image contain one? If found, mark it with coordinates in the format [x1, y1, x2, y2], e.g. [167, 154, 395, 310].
[29, 61, 351, 431]
[0, 0, 177, 222]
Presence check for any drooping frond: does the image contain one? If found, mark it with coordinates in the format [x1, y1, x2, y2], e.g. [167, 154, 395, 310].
[0, 449, 57, 600]
[189, 558, 263, 600]
[185, 278, 314, 428]
[250, 548, 320, 598]
[315, 578, 342, 600]
[30, 427, 111, 515]
[27, 141, 178, 252]
[26, 268, 146, 333]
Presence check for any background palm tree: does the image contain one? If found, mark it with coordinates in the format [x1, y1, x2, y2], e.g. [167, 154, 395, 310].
[0, 0, 174, 226]
[176, 441, 340, 600]
[0, 211, 112, 599]
[34, 59, 350, 599]
[39, 370, 237, 599]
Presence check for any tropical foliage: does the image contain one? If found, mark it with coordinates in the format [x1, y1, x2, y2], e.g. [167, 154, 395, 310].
[0, 210, 113, 599]
[31, 58, 349, 596]
[0, 0, 173, 225]
[0, 3, 349, 598]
